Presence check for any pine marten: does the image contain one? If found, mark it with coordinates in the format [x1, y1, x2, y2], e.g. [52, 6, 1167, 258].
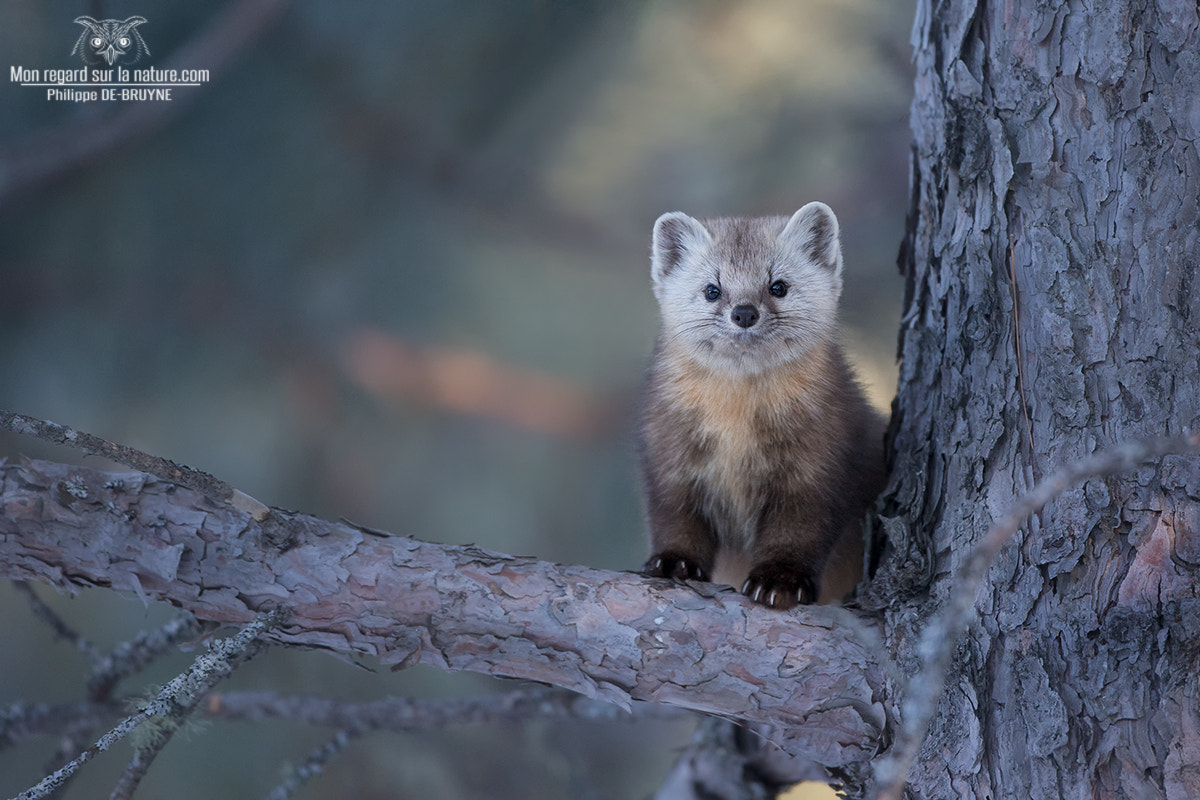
[637, 202, 887, 609]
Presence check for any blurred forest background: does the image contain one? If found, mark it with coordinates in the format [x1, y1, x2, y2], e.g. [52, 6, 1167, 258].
[0, 1, 913, 797]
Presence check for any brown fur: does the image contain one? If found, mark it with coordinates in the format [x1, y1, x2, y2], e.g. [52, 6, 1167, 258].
[638, 206, 886, 608]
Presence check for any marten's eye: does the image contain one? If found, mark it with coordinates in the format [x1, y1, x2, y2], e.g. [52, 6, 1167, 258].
[769, 280, 789, 298]
[703, 284, 721, 302]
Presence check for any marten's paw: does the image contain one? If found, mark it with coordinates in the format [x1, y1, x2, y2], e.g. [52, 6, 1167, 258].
[742, 563, 818, 609]
[642, 553, 709, 582]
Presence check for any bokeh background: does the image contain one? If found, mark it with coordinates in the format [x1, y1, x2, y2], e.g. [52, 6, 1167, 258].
[1, 1, 913, 797]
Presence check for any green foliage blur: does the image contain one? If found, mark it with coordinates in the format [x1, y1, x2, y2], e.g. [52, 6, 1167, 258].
[0, 1, 912, 797]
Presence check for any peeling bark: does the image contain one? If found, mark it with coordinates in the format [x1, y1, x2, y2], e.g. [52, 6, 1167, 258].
[0, 457, 890, 785]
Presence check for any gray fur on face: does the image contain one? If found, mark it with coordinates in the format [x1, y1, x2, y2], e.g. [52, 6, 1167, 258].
[650, 203, 843, 376]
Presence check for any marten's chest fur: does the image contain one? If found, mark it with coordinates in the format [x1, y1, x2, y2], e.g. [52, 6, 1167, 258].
[642, 340, 853, 551]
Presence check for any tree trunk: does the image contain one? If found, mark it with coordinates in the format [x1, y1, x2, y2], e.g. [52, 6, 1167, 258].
[867, 0, 1200, 797]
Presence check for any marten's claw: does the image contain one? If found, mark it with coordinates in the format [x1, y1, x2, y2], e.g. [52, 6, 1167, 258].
[742, 565, 817, 609]
[641, 553, 709, 582]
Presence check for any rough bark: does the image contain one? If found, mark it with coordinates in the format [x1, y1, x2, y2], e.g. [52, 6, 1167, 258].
[867, 0, 1200, 797]
[0, 457, 889, 786]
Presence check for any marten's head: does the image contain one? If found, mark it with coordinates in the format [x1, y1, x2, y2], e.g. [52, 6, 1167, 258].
[650, 202, 844, 375]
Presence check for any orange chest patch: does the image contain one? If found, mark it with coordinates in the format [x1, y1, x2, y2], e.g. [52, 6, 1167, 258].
[665, 361, 817, 473]
[663, 363, 817, 536]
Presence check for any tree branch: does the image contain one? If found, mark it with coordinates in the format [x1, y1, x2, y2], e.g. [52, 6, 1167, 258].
[0, 458, 890, 783]
[0, 411, 270, 520]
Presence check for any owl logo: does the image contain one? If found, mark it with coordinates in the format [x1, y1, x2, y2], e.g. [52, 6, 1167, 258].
[71, 16, 150, 66]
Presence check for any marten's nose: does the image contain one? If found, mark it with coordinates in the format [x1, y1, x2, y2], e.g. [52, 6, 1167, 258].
[730, 304, 759, 329]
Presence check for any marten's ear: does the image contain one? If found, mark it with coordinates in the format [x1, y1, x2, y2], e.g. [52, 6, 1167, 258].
[652, 212, 711, 289]
[781, 202, 842, 277]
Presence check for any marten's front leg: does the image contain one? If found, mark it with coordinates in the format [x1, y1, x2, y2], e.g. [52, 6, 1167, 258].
[641, 487, 715, 582]
[742, 497, 836, 609]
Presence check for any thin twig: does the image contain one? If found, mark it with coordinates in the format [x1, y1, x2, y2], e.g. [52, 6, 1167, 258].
[12, 583, 101, 665]
[203, 685, 685, 733]
[874, 431, 1200, 799]
[0, 410, 270, 520]
[88, 613, 201, 700]
[0, 701, 123, 750]
[260, 731, 358, 800]
[8, 611, 281, 800]
[107, 746, 161, 800]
